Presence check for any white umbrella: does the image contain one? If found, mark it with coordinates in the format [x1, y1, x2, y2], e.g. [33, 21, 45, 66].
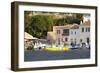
[24, 32, 37, 40]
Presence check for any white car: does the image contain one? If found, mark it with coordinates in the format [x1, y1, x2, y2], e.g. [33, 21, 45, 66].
[34, 42, 46, 50]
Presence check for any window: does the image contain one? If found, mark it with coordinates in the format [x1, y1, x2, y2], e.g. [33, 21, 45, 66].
[86, 28, 88, 32]
[88, 28, 90, 32]
[65, 38, 68, 41]
[80, 39, 82, 42]
[71, 31, 73, 35]
[75, 31, 76, 35]
[75, 38, 76, 44]
[62, 29, 69, 36]
[82, 28, 84, 32]
[57, 30, 60, 34]
[58, 38, 60, 45]
[87, 37, 90, 43]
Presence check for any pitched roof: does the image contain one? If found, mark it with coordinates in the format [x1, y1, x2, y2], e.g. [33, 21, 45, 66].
[82, 20, 90, 26]
[70, 24, 79, 29]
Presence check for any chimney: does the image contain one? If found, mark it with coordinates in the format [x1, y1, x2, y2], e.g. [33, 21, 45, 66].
[80, 21, 83, 25]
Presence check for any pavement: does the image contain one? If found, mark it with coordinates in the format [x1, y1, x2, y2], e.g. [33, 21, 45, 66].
[24, 49, 90, 62]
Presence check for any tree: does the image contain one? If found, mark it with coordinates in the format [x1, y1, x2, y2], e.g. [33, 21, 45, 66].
[65, 14, 83, 24]
[24, 11, 33, 31]
[54, 14, 83, 25]
[25, 15, 54, 38]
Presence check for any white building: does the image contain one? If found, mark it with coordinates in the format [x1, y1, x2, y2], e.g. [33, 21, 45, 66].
[47, 17, 90, 47]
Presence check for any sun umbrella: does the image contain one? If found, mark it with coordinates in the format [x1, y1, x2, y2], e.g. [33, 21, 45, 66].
[24, 32, 37, 40]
